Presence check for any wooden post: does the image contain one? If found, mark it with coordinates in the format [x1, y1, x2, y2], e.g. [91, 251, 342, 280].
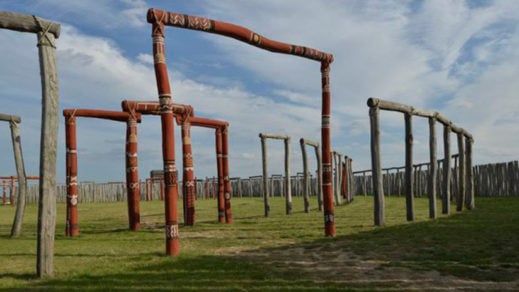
[151, 20, 180, 256]
[321, 61, 335, 237]
[36, 25, 60, 277]
[8, 117, 27, 237]
[456, 132, 465, 212]
[284, 137, 292, 215]
[300, 138, 310, 212]
[217, 129, 226, 222]
[369, 105, 384, 226]
[259, 134, 269, 217]
[404, 112, 414, 221]
[125, 115, 140, 230]
[428, 117, 437, 219]
[222, 126, 233, 223]
[181, 119, 196, 226]
[64, 115, 79, 236]
[442, 125, 452, 214]
[313, 143, 323, 211]
[465, 135, 475, 210]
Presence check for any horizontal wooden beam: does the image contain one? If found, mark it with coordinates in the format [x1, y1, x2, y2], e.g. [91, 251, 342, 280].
[0, 11, 60, 38]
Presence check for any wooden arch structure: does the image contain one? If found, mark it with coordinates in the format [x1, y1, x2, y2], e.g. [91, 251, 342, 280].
[259, 133, 292, 217]
[0, 114, 28, 238]
[367, 97, 474, 226]
[147, 8, 336, 255]
[62, 109, 143, 236]
[121, 100, 233, 226]
[0, 11, 60, 277]
[299, 138, 322, 212]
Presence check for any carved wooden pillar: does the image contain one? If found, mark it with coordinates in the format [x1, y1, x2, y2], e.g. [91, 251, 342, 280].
[151, 20, 179, 256]
[181, 119, 195, 226]
[222, 126, 233, 223]
[216, 128, 225, 223]
[321, 61, 335, 236]
[65, 115, 79, 237]
[125, 115, 140, 231]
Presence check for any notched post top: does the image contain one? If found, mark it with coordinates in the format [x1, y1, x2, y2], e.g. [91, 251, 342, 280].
[0, 11, 60, 38]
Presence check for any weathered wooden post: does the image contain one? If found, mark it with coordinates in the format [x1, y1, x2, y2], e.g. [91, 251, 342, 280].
[222, 125, 233, 223]
[464, 134, 475, 210]
[4, 115, 28, 237]
[456, 130, 465, 212]
[300, 138, 322, 212]
[300, 138, 310, 212]
[284, 137, 292, 214]
[404, 112, 414, 221]
[428, 117, 437, 219]
[64, 114, 79, 236]
[259, 133, 292, 215]
[368, 100, 384, 226]
[441, 123, 452, 214]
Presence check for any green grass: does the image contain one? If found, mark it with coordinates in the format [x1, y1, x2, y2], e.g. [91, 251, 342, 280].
[0, 196, 518, 290]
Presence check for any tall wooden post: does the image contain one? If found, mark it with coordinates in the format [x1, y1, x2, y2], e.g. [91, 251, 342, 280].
[300, 139, 310, 213]
[222, 126, 233, 223]
[314, 143, 323, 211]
[151, 20, 179, 256]
[442, 125, 452, 214]
[464, 135, 474, 210]
[65, 115, 79, 237]
[404, 112, 414, 221]
[428, 117, 437, 219]
[456, 132, 465, 212]
[284, 137, 292, 215]
[259, 134, 270, 217]
[369, 106, 384, 226]
[9, 118, 28, 237]
[125, 115, 140, 230]
[321, 61, 335, 236]
[216, 128, 226, 222]
[181, 119, 196, 226]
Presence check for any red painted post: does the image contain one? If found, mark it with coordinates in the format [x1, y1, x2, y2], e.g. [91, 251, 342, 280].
[65, 115, 79, 236]
[125, 114, 140, 230]
[222, 125, 233, 223]
[321, 61, 336, 237]
[9, 176, 15, 206]
[2, 180, 7, 205]
[181, 118, 196, 226]
[151, 19, 180, 256]
[215, 128, 225, 223]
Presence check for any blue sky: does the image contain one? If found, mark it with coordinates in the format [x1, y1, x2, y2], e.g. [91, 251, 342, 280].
[0, 0, 518, 183]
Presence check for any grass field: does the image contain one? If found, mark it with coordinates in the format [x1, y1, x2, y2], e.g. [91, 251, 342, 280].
[0, 195, 518, 291]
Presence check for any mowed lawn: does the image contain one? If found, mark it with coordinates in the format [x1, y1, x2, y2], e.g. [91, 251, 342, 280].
[0, 195, 518, 290]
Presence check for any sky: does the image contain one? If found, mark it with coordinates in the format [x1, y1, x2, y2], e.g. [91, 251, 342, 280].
[0, 0, 518, 183]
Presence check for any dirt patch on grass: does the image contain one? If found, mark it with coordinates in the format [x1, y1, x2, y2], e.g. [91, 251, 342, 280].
[233, 240, 519, 291]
